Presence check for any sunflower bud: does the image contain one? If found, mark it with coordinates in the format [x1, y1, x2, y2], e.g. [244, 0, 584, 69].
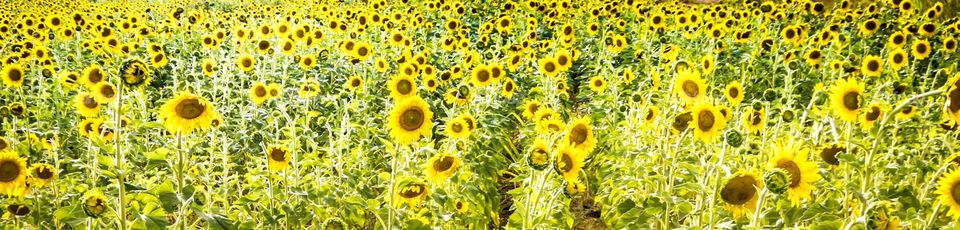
[764, 168, 791, 195]
[725, 131, 743, 147]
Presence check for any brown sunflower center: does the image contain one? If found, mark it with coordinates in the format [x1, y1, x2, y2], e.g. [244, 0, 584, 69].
[399, 107, 425, 131]
[751, 111, 762, 125]
[432, 156, 455, 172]
[673, 112, 693, 131]
[241, 58, 253, 68]
[544, 62, 556, 73]
[477, 69, 490, 82]
[682, 80, 699, 98]
[593, 79, 603, 87]
[99, 85, 115, 98]
[697, 110, 715, 131]
[867, 60, 880, 72]
[559, 152, 574, 172]
[399, 185, 425, 198]
[451, 123, 463, 133]
[254, 86, 267, 97]
[842, 92, 860, 110]
[8, 68, 22, 81]
[269, 148, 286, 161]
[866, 106, 881, 121]
[893, 53, 904, 64]
[0, 160, 20, 182]
[777, 160, 802, 187]
[820, 146, 844, 166]
[557, 56, 568, 66]
[952, 181, 960, 206]
[720, 175, 757, 205]
[83, 95, 98, 108]
[351, 79, 361, 87]
[174, 98, 205, 119]
[569, 124, 588, 144]
[357, 47, 368, 56]
[949, 88, 960, 113]
[36, 166, 53, 179]
[918, 44, 928, 53]
[88, 69, 103, 83]
[396, 79, 413, 94]
[729, 87, 739, 98]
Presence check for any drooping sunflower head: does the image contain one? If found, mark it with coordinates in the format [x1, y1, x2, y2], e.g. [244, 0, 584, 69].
[387, 96, 433, 145]
[158, 92, 218, 135]
[395, 180, 430, 208]
[424, 153, 461, 184]
[388, 74, 418, 100]
[720, 171, 762, 218]
[83, 190, 108, 218]
[829, 77, 865, 122]
[536, 116, 565, 135]
[565, 116, 597, 154]
[818, 144, 850, 167]
[0, 151, 26, 196]
[768, 140, 821, 206]
[120, 59, 150, 87]
[861, 103, 885, 129]
[528, 139, 551, 170]
[743, 107, 765, 134]
[266, 145, 291, 172]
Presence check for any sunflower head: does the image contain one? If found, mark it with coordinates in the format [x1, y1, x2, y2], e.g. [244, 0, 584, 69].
[565, 116, 597, 153]
[0, 151, 26, 196]
[394, 180, 430, 208]
[424, 154, 461, 184]
[388, 75, 418, 100]
[158, 92, 218, 135]
[725, 81, 744, 105]
[1, 64, 25, 88]
[387, 96, 434, 145]
[30, 163, 56, 187]
[83, 190, 108, 218]
[120, 59, 151, 87]
[830, 77, 865, 122]
[720, 171, 762, 218]
[444, 117, 471, 139]
[267, 145, 291, 172]
[674, 68, 706, 104]
[768, 140, 821, 206]
[554, 144, 585, 182]
[691, 103, 727, 142]
[528, 139, 551, 170]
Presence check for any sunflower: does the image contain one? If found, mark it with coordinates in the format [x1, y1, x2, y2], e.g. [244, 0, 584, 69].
[201, 58, 217, 77]
[769, 140, 821, 206]
[266, 145, 290, 172]
[394, 181, 430, 208]
[81, 65, 106, 88]
[554, 143, 585, 182]
[92, 82, 117, 104]
[725, 81, 744, 106]
[345, 75, 364, 92]
[0, 137, 7, 151]
[520, 100, 542, 121]
[74, 93, 101, 117]
[0, 151, 27, 196]
[888, 49, 908, 71]
[470, 65, 495, 87]
[860, 19, 879, 35]
[456, 113, 477, 132]
[743, 107, 765, 134]
[528, 139, 551, 170]
[387, 96, 433, 145]
[424, 154, 461, 184]
[643, 106, 659, 125]
[236, 54, 256, 72]
[830, 77, 865, 122]
[455, 200, 470, 214]
[444, 118, 470, 139]
[720, 171, 762, 218]
[565, 116, 597, 154]
[912, 39, 932, 60]
[120, 60, 150, 86]
[30, 163, 55, 187]
[539, 57, 561, 78]
[150, 52, 168, 68]
[936, 167, 960, 219]
[388, 74, 418, 100]
[587, 76, 607, 93]
[299, 78, 321, 98]
[536, 116, 565, 135]
[83, 190, 108, 218]
[947, 76, 960, 124]
[158, 92, 218, 135]
[249, 82, 269, 104]
[1, 64, 24, 88]
[4, 204, 30, 218]
[894, 100, 917, 121]
[818, 144, 848, 166]
[501, 78, 517, 99]
[59, 71, 80, 90]
[861, 55, 883, 77]
[267, 83, 282, 99]
[888, 32, 907, 48]
[691, 103, 727, 142]
[861, 104, 885, 130]
[673, 68, 707, 104]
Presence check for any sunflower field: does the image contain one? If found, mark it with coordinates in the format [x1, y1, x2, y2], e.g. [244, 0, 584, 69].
[5, 0, 960, 229]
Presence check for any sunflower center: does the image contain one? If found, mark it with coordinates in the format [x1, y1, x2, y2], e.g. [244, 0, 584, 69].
[36, 167, 53, 179]
[451, 123, 463, 133]
[682, 80, 699, 98]
[645, 110, 655, 120]
[867, 60, 880, 72]
[399, 185, 425, 198]
[83, 95, 98, 108]
[544, 62, 556, 73]
[918, 44, 928, 53]
[557, 56, 568, 66]
[357, 47, 368, 56]
[842, 92, 860, 110]
[866, 106, 881, 121]
[241, 58, 252, 68]
[399, 108, 425, 131]
[729, 87, 739, 98]
[397, 79, 412, 94]
[751, 111, 762, 125]
[351, 79, 361, 87]
[0, 160, 20, 182]
[893, 54, 904, 64]
[9, 68, 22, 81]
[477, 69, 490, 82]
[697, 110, 715, 131]
[720, 175, 757, 205]
[569, 124, 588, 144]
[270, 148, 286, 161]
[100, 85, 115, 98]
[593, 79, 603, 87]
[559, 152, 574, 172]
[952, 181, 960, 207]
[89, 69, 103, 83]
[820, 146, 844, 166]
[254, 86, 267, 97]
[432, 156, 455, 172]
[174, 98, 205, 119]
[949, 88, 960, 113]
[777, 160, 802, 187]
